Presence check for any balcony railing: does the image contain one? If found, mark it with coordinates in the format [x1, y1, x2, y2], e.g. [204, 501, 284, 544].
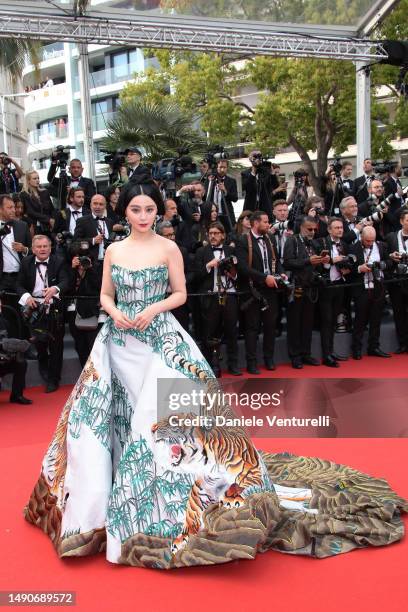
[74, 63, 139, 90]
[75, 111, 117, 134]
[28, 122, 69, 145]
[41, 42, 64, 61]
[24, 82, 68, 113]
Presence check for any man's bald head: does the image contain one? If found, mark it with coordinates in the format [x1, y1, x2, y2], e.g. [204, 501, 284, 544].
[361, 225, 376, 247]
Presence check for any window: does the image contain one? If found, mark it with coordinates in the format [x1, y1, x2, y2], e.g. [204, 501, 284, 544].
[110, 49, 138, 81]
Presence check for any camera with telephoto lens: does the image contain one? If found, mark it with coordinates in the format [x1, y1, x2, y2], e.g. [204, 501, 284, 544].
[335, 253, 357, 272]
[0, 223, 11, 238]
[272, 220, 290, 231]
[98, 149, 126, 172]
[367, 260, 387, 281]
[218, 255, 238, 275]
[51, 144, 76, 168]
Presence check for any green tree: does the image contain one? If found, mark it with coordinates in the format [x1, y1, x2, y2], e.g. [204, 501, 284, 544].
[0, 40, 40, 82]
[101, 98, 207, 160]
[249, 56, 393, 190]
[373, 0, 408, 142]
[121, 50, 250, 145]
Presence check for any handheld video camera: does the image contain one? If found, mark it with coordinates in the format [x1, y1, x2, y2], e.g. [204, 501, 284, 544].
[51, 145, 76, 169]
[98, 149, 126, 172]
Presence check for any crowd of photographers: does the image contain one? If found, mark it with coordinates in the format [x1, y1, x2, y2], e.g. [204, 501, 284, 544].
[1, 146, 408, 404]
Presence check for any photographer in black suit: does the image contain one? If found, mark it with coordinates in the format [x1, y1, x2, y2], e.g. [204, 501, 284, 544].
[283, 216, 326, 369]
[195, 222, 241, 377]
[74, 194, 114, 266]
[315, 217, 351, 367]
[204, 159, 238, 233]
[349, 226, 391, 360]
[354, 158, 375, 205]
[383, 162, 404, 203]
[0, 194, 32, 295]
[241, 151, 274, 220]
[159, 198, 192, 251]
[0, 298, 31, 405]
[47, 157, 96, 208]
[236, 210, 285, 374]
[53, 187, 90, 238]
[386, 210, 408, 353]
[66, 250, 101, 368]
[16, 235, 71, 392]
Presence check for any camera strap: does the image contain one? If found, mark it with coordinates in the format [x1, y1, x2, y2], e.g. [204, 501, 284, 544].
[363, 244, 374, 289]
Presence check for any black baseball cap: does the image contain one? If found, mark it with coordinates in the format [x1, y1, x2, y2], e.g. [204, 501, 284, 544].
[125, 147, 142, 156]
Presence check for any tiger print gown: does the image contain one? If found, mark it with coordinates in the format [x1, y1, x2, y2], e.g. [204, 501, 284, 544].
[24, 264, 408, 568]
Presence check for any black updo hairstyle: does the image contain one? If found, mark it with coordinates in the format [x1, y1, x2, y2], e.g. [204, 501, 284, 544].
[116, 171, 165, 217]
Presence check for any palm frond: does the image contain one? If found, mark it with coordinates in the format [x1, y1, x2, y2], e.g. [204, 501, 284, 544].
[101, 99, 207, 161]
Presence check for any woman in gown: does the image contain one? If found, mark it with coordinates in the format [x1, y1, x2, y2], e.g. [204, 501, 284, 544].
[24, 181, 408, 569]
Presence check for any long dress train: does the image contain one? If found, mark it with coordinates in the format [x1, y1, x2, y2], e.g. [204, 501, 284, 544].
[24, 264, 408, 568]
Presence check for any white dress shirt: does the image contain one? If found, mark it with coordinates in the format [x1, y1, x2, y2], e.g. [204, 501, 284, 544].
[68, 206, 84, 234]
[0, 222, 21, 273]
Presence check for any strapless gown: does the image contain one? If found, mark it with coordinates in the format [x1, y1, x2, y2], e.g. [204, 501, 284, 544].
[24, 264, 408, 568]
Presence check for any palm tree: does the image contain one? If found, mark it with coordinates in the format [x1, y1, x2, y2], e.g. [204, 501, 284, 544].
[101, 99, 207, 161]
[0, 40, 41, 82]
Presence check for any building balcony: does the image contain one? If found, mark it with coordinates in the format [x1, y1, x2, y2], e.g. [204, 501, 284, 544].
[28, 121, 69, 145]
[75, 111, 117, 138]
[24, 83, 68, 121]
[73, 63, 139, 94]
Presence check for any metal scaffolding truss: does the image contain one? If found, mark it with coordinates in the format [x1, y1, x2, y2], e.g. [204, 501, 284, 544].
[0, 1, 389, 62]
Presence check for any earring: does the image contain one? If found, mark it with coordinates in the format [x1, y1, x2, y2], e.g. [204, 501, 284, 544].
[152, 217, 157, 232]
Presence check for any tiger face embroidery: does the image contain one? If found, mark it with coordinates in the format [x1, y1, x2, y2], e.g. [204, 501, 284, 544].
[151, 413, 263, 553]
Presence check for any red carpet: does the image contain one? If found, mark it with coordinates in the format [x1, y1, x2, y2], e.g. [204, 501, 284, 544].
[1, 358, 407, 612]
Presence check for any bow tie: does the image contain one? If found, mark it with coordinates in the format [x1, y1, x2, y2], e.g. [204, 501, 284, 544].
[95, 216, 106, 221]
[402, 235, 408, 241]
[212, 246, 223, 252]
[255, 236, 265, 241]
[35, 260, 48, 267]
[72, 210, 82, 216]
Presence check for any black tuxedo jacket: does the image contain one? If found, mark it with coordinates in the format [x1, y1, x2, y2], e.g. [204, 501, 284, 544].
[236, 232, 282, 293]
[47, 163, 96, 208]
[0, 219, 32, 279]
[283, 234, 320, 288]
[16, 254, 71, 298]
[241, 169, 274, 219]
[340, 216, 362, 244]
[383, 176, 402, 199]
[340, 177, 355, 196]
[73, 215, 114, 259]
[194, 244, 237, 292]
[348, 240, 390, 295]
[204, 175, 238, 224]
[354, 175, 374, 204]
[53, 207, 91, 236]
